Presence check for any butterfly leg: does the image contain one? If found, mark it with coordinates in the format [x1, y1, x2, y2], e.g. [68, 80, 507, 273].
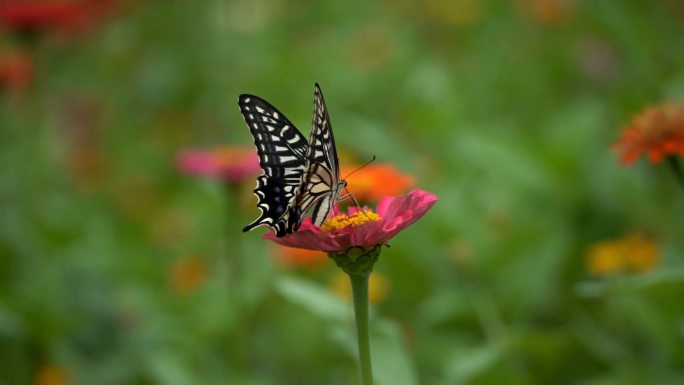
[338, 189, 374, 220]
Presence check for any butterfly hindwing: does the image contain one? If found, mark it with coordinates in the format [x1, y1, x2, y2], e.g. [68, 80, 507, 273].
[239, 94, 308, 236]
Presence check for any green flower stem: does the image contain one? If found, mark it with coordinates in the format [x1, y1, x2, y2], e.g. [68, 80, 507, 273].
[667, 156, 684, 191]
[350, 271, 374, 385]
[328, 245, 382, 385]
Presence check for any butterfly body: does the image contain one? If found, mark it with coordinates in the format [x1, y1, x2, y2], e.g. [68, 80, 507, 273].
[239, 84, 345, 237]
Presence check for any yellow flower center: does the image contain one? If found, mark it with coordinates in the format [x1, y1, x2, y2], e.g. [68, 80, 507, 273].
[321, 210, 381, 232]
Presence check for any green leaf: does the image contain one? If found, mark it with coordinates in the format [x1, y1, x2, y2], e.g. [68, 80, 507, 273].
[442, 340, 509, 383]
[275, 276, 349, 321]
[371, 320, 419, 385]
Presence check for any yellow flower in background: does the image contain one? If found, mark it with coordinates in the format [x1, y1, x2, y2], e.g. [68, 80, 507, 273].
[425, 0, 483, 26]
[34, 364, 69, 385]
[586, 241, 625, 276]
[586, 233, 659, 277]
[330, 271, 390, 305]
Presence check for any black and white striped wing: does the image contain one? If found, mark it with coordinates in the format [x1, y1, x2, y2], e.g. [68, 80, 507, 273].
[293, 83, 344, 228]
[239, 94, 309, 237]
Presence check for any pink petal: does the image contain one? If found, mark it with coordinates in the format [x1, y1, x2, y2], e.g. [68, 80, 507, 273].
[263, 219, 342, 252]
[376, 189, 438, 243]
[345, 189, 438, 247]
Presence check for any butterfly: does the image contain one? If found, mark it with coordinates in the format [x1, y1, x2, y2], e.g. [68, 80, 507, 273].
[239, 84, 347, 237]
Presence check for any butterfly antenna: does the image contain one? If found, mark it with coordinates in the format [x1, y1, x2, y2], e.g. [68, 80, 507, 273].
[339, 155, 376, 220]
[342, 155, 376, 180]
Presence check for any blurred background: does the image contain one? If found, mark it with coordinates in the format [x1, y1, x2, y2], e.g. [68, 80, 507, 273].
[2, 0, 684, 384]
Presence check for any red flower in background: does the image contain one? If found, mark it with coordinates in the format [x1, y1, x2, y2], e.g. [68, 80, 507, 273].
[613, 102, 684, 165]
[265, 189, 438, 253]
[0, 50, 32, 90]
[0, 0, 118, 36]
[341, 163, 414, 203]
[177, 145, 261, 184]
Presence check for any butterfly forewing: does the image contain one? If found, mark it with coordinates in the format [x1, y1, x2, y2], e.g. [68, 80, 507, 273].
[309, 84, 339, 175]
[291, 84, 345, 229]
[239, 94, 309, 236]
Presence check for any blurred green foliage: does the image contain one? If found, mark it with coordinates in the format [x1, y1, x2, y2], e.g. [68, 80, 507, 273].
[2, 0, 684, 384]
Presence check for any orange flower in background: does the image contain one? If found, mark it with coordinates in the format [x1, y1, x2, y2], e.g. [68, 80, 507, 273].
[177, 145, 261, 184]
[586, 233, 659, 277]
[274, 246, 327, 269]
[34, 364, 69, 385]
[341, 163, 415, 203]
[613, 102, 684, 165]
[621, 235, 659, 273]
[168, 256, 207, 294]
[516, 0, 576, 24]
[330, 271, 390, 305]
[0, 50, 32, 90]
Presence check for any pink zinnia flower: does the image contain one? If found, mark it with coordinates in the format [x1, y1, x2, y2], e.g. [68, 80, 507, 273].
[263, 188, 436, 383]
[176, 145, 261, 184]
[264, 189, 438, 253]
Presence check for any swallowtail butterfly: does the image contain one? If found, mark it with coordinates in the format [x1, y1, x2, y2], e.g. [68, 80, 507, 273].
[239, 84, 347, 237]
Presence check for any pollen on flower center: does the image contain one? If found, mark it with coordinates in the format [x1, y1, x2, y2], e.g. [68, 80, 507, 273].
[321, 210, 381, 232]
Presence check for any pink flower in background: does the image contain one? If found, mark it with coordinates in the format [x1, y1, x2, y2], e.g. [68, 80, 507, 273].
[265, 189, 438, 253]
[177, 145, 261, 184]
